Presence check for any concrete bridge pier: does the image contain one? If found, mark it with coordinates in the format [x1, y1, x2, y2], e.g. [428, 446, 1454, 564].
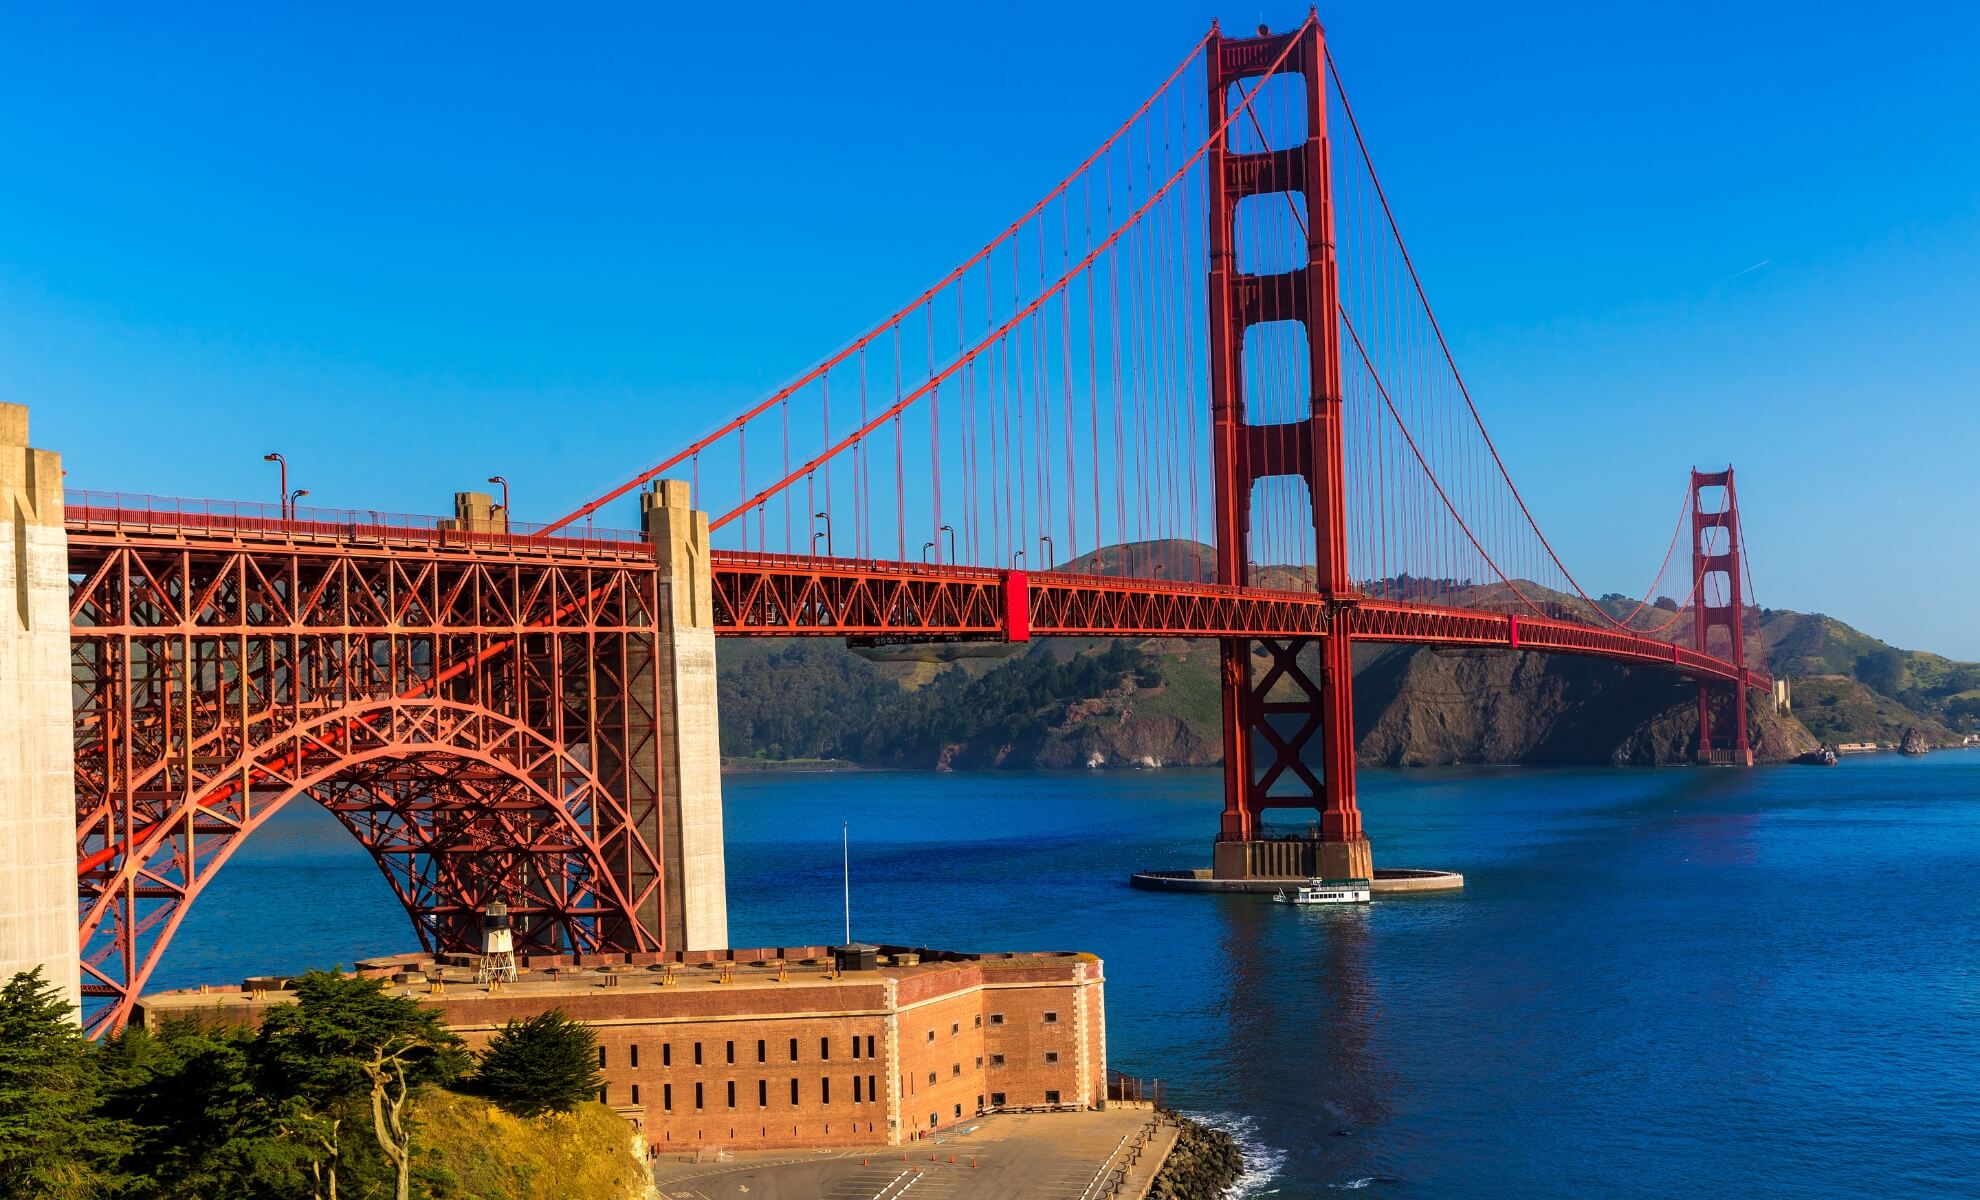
[641, 480, 729, 952]
[0, 403, 81, 1009]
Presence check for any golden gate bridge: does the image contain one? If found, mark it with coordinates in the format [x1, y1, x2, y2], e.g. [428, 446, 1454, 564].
[43, 17, 1767, 1032]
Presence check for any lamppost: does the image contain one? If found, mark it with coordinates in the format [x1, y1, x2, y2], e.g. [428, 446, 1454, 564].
[263, 452, 287, 518]
[814, 511, 833, 558]
[288, 489, 310, 518]
[1039, 534, 1055, 570]
[939, 524, 955, 564]
[921, 541, 935, 564]
[1011, 549, 1026, 568]
[487, 475, 509, 520]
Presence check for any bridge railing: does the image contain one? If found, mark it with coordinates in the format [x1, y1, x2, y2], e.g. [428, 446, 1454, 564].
[63, 490, 648, 556]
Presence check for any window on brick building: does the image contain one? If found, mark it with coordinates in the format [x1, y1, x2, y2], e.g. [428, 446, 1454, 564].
[757, 1039, 766, 1063]
[868, 1074, 876, 1101]
[726, 1040, 735, 1064]
[790, 1078, 799, 1105]
[852, 1036, 862, 1060]
[951, 1063, 961, 1078]
[663, 1043, 672, 1067]
[990, 1054, 1005, 1067]
[953, 1103, 962, 1118]
[663, 1083, 672, 1111]
[950, 1022, 959, 1036]
[630, 1044, 639, 1068]
[597, 1046, 606, 1068]
[989, 1013, 1004, 1025]
[694, 1082, 703, 1110]
[927, 1072, 936, 1086]
[758, 1079, 767, 1107]
[1046, 1052, 1060, 1064]
[693, 1042, 703, 1065]
[789, 1038, 798, 1061]
[599, 1085, 608, 1104]
[727, 1081, 736, 1108]
[973, 1014, 982, 1028]
[990, 1092, 1005, 1107]
[925, 1029, 935, 1043]
[866, 1035, 876, 1058]
[822, 1078, 831, 1105]
[976, 1094, 984, 1111]
[1046, 1090, 1061, 1105]
[821, 1036, 830, 1061]
[854, 1076, 863, 1103]
[1043, 1011, 1058, 1024]
[975, 1056, 983, 1069]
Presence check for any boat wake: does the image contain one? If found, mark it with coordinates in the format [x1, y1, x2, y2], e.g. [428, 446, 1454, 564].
[1180, 1110, 1286, 1197]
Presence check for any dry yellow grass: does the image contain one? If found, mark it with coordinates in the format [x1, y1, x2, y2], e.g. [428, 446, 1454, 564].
[413, 1089, 652, 1200]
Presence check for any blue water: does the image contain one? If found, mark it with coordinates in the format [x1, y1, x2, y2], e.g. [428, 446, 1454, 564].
[169, 756, 1980, 1197]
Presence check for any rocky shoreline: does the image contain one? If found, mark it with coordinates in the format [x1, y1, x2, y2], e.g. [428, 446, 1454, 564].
[1146, 1114, 1244, 1199]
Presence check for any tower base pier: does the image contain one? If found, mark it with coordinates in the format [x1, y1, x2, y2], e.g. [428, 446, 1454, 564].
[1212, 836, 1373, 882]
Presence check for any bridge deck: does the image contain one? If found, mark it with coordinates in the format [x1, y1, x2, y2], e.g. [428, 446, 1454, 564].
[63, 505, 1765, 690]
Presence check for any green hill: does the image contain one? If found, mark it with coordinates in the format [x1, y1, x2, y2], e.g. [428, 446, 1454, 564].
[716, 541, 1975, 768]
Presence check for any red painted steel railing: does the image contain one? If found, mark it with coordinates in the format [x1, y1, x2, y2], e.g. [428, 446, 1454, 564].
[64, 489, 647, 556]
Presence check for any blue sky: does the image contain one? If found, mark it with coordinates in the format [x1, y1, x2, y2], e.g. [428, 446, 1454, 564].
[4, 3, 1976, 656]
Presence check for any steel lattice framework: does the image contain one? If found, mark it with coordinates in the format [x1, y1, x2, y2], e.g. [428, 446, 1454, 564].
[67, 520, 668, 1033]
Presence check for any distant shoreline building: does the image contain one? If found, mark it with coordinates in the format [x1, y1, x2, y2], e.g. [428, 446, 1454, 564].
[134, 943, 1108, 1152]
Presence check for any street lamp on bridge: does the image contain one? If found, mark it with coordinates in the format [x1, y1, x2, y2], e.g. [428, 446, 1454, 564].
[939, 524, 955, 564]
[1039, 534, 1054, 570]
[487, 475, 509, 519]
[920, 541, 934, 564]
[813, 511, 832, 558]
[263, 452, 287, 518]
[288, 489, 310, 518]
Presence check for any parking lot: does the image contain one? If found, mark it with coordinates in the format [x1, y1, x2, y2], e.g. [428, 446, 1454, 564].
[651, 1109, 1164, 1200]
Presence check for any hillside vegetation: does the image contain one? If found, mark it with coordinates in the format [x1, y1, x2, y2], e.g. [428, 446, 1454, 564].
[415, 1090, 651, 1200]
[717, 540, 1975, 769]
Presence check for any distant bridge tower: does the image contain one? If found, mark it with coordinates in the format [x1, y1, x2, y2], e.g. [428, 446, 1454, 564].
[1205, 22, 1371, 882]
[1691, 467, 1753, 766]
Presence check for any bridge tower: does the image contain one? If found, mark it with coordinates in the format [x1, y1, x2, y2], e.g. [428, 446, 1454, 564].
[1691, 467, 1753, 766]
[0, 403, 81, 1012]
[1205, 22, 1370, 882]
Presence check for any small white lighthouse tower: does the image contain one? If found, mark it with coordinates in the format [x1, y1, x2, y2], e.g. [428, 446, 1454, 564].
[476, 899, 518, 983]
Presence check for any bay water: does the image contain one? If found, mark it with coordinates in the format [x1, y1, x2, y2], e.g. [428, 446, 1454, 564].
[167, 755, 1980, 1197]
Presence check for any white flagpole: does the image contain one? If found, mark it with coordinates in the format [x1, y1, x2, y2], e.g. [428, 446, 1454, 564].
[842, 821, 851, 946]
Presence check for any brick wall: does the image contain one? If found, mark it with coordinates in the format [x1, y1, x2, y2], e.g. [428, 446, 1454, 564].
[134, 951, 1108, 1154]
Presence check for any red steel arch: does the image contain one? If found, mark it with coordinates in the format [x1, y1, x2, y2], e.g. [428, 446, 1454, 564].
[67, 520, 670, 1033]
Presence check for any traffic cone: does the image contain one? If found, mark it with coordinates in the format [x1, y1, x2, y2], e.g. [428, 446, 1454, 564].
[949, 1154, 956, 1164]
[971, 1156, 977, 1169]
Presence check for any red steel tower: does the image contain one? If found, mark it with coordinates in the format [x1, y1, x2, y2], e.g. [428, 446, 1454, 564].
[1205, 21, 1370, 881]
[1691, 467, 1753, 765]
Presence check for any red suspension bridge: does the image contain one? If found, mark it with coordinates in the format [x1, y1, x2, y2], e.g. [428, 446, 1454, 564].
[47, 18, 1768, 1033]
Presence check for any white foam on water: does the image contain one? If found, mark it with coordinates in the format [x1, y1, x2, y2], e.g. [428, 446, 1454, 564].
[1328, 1179, 1376, 1190]
[1179, 1109, 1286, 1198]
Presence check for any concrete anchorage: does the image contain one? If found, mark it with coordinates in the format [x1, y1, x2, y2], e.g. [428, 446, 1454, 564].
[641, 480, 729, 952]
[0, 403, 81, 1010]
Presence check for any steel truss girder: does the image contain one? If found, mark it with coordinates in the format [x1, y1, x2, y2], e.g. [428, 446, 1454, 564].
[66, 532, 669, 1034]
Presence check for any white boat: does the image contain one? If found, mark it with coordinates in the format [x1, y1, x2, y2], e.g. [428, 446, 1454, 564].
[1271, 877, 1372, 905]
